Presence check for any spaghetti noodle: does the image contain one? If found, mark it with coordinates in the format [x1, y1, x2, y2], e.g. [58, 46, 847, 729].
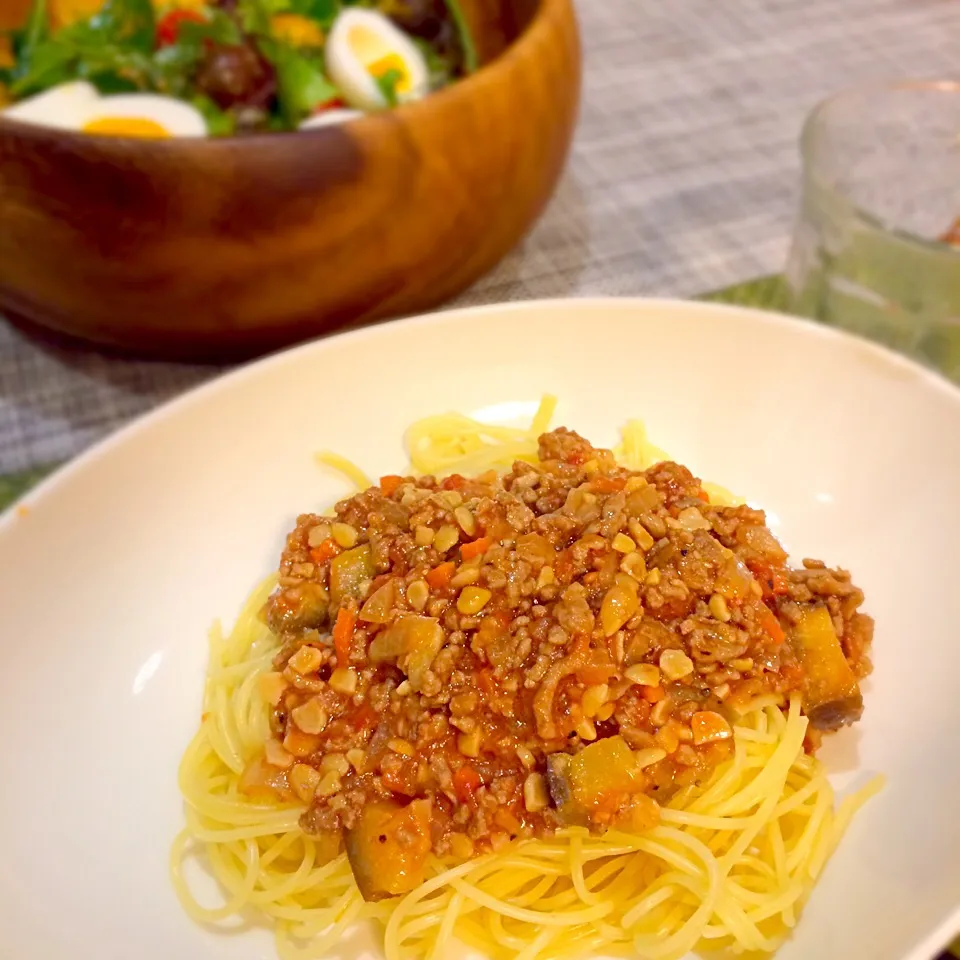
[171, 397, 880, 960]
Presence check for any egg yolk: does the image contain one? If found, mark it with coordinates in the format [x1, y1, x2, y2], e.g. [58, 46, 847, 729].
[82, 117, 170, 138]
[348, 25, 411, 94]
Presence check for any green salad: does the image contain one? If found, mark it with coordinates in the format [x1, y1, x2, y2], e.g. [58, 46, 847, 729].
[0, 0, 476, 137]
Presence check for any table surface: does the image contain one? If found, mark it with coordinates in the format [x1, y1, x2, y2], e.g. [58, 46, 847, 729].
[2, 0, 959, 477]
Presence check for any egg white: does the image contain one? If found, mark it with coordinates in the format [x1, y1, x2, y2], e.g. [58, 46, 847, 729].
[325, 8, 429, 113]
[79, 93, 208, 138]
[299, 108, 363, 131]
[2, 81, 100, 130]
[1, 85, 208, 138]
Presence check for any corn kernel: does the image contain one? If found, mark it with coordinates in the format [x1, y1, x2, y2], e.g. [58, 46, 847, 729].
[612, 533, 636, 553]
[458, 728, 482, 757]
[451, 565, 480, 588]
[581, 683, 609, 718]
[388, 738, 415, 757]
[709, 593, 731, 622]
[328, 667, 358, 695]
[315, 770, 342, 797]
[595, 701, 616, 722]
[582, 459, 600, 474]
[290, 763, 321, 801]
[415, 525, 436, 546]
[625, 663, 661, 687]
[634, 747, 667, 769]
[346, 748, 367, 771]
[628, 518, 655, 551]
[650, 698, 673, 727]
[523, 773, 549, 812]
[291, 697, 328, 735]
[600, 577, 638, 636]
[537, 566, 555, 588]
[264, 738, 294, 769]
[457, 586, 492, 615]
[434, 525, 460, 554]
[331, 522, 358, 548]
[645, 568, 662, 586]
[307, 523, 332, 547]
[439, 490, 463, 509]
[659, 648, 694, 680]
[288, 645, 323, 675]
[577, 717, 597, 740]
[730, 658, 754, 672]
[454, 506, 477, 536]
[515, 745, 536, 769]
[396, 679, 412, 696]
[407, 579, 429, 611]
[620, 551, 648, 581]
[654, 723, 680, 753]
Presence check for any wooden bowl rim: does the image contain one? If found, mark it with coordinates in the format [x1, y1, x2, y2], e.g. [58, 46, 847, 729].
[0, 0, 575, 157]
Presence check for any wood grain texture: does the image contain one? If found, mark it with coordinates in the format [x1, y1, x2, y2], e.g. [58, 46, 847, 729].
[0, 0, 581, 359]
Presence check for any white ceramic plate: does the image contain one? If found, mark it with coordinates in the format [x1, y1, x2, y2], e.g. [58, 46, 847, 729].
[1, 298, 959, 960]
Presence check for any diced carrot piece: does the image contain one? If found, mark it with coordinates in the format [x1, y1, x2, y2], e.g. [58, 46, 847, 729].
[641, 685, 666, 703]
[310, 538, 340, 564]
[747, 561, 790, 597]
[442, 474, 465, 490]
[589, 477, 626, 494]
[460, 537, 491, 561]
[333, 606, 356, 665]
[426, 561, 455, 589]
[453, 765, 482, 804]
[379, 475, 404, 495]
[759, 606, 785, 644]
[696, 488, 710, 503]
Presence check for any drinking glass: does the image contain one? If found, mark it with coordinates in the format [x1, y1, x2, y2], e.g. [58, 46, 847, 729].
[784, 81, 960, 381]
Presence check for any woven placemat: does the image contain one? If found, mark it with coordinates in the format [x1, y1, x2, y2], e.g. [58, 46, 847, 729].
[0, 272, 956, 958]
[0, 277, 788, 512]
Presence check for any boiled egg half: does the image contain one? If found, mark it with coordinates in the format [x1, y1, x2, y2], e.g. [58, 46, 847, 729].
[325, 9, 429, 112]
[2, 81, 208, 138]
[299, 108, 363, 131]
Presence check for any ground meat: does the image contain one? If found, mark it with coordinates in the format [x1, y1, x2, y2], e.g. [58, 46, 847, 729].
[244, 428, 873, 869]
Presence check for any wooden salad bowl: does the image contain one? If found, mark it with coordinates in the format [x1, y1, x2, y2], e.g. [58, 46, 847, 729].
[0, 0, 580, 359]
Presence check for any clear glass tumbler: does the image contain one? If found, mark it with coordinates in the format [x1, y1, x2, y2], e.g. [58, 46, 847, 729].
[784, 81, 960, 381]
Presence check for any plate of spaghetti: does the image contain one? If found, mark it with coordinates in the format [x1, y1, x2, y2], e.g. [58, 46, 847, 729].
[1, 299, 959, 960]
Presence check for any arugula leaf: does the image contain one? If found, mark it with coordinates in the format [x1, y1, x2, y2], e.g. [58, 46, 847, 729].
[288, 0, 340, 29]
[85, 0, 157, 54]
[411, 36, 452, 91]
[264, 40, 338, 125]
[440, 0, 477, 74]
[374, 66, 402, 108]
[11, 0, 159, 97]
[190, 93, 236, 136]
[236, 0, 272, 36]
[19, 0, 50, 60]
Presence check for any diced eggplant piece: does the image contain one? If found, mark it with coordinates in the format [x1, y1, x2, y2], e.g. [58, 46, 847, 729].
[545, 754, 573, 809]
[344, 799, 431, 901]
[330, 545, 374, 604]
[791, 606, 863, 730]
[267, 582, 329, 633]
